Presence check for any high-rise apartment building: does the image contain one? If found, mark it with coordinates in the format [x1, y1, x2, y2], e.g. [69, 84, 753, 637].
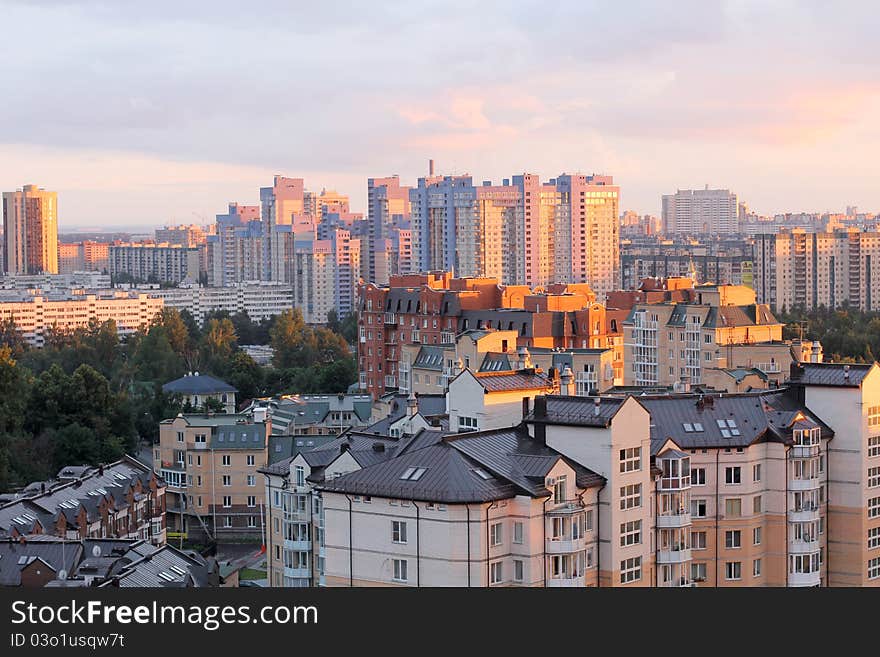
[367, 176, 411, 285]
[753, 229, 880, 312]
[109, 242, 200, 284]
[2, 184, 59, 274]
[58, 240, 110, 274]
[662, 187, 739, 235]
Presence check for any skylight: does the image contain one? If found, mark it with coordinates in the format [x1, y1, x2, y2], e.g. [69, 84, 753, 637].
[683, 423, 693, 432]
[693, 423, 704, 432]
[473, 468, 492, 480]
[158, 572, 176, 582]
[400, 467, 427, 481]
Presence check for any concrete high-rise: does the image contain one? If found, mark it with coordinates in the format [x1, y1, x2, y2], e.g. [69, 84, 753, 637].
[662, 187, 739, 235]
[3, 184, 59, 274]
[367, 176, 411, 284]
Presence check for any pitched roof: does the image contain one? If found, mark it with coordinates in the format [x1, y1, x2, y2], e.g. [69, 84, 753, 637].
[413, 345, 445, 370]
[473, 370, 555, 393]
[792, 362, 874, 388]
[0, 539, 83, 586]
[162, 374, 236, 395]
[525, 395, 626, 427]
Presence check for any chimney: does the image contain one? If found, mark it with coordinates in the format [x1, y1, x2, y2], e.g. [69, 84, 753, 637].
[593, 397, 601, 417]
[407, 390, 418, 417]
[340, 442, 350, 454]
[559, 366, 573, 396]
[372, 442, 385, 453]
[790, 362, 804, 380]
[429, 159, 435, 176]
[844, 364, 850, 381]
[534, 396, 547, 419]
[522, 397, 531, 419]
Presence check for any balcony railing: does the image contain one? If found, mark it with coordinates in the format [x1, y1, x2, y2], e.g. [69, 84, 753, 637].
[789, 536, 821, 554]
[545, 537, 587, 554]
[788, 570, 821, 587]
[788, 476, 822, 492]
[657, 511, 692, 528]
[546, 575, 585, 588]
[658, 475, 691, 491]
[788, 505, 821, 523]
[657, 547, 692, 564]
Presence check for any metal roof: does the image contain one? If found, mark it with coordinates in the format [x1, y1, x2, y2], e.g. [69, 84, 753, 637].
[162, 374, 237, 395]
[793, 362, 874, 388]
[525, 395, 626, 427]
[474, 371, 555, 393]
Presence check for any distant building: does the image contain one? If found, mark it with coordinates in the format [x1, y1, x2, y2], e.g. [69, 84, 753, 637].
[162, 373, 238, 414]
[109, 242, 200, 284]
[3, 184, 59, 274]
[58, 241, 109, 274]
[662, 187, 739, 235]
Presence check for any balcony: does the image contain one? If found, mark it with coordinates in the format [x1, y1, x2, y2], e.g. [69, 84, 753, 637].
[755, 362, 781, 373]
[283, 539, 311, 551]
[788, 570, 821, 587]
[546, 501, 585, 515]
[657, 511, 692, 528]
[658, 475, 691, 491]
[657, 548, 692, 564]
[788, 506, 821, 523]
[788, 476, 821, 492]
[283, 567, 311, 579]
[547, 575, 585, 588]
[790, 445, 820, 459]
[789, 537, 821, 555]
[546, 537, 586, 554]
[384, 312, 396, 324]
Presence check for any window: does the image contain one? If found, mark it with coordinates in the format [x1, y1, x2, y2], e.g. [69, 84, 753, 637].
[247, 455, 255, 466]
[869, 436, 880, 458]
[753, 464, 762, 482]
[224, 516, 232, 528]
[691, 562, 707, 582]
[692, 468, 706, 486]
[869, 467, 880, 489]
[295, 466, 305, 487]
[187, 454, 192, 466]
[725, 467, 741, 485]
[620, 557, 641, 584]
[620, 520, 642, 546]
[619, 447, 642, 473]
[491, 522, 503, 546]
[221, 475, 231, 487]
[490, 561, 503, 585]
[458, 416, 479, 432]
[392, 559, 408, 582]
[247, 496, 256, 507]
[753, 527, 762, 545]
[246, 475, 255, 487]
[725, 498, 742, 518]
[869, 406, 880, 427]
[514, 560, 524, 582]
[392, 520, 407, 544]
[869, 557, 880, 581]
[691, 531, 707, 549]
[553, 475, 567, 503]
[399, 467, 427, 481]
[725, 562, 742, 580]
[176, 431, 184, 443]
[273, 491, 280, 507]
[868, 527, 880, 550]
[584, 510, 593, 531]
[248, 516, 257, 528]
[725, 530, 742, 549]
[513, 522, 523, 544]
[753, 559, 762, 578]
[691, 499, 707, 518]
[870, 497, 880, 519]
[620, 484, 642, 510]
[222, 455, 231, 467]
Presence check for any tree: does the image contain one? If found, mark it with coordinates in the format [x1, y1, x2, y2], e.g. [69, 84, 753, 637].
[270, 308, 309, 369]
[202, 318, 237, 364]
[0, 317, 27, 356]
[0, 347, 29, 434]
[154, 308, 191, 356]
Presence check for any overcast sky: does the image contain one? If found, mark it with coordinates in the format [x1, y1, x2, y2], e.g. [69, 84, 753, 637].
[2, 0, 879, 230]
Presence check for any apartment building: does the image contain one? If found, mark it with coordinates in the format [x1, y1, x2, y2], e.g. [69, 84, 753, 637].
[620, 236, 753, 290]
[358, 272, 617, 398]
[155, 413, 270, 542]
[143, 282, 294, 325]
[0, 291, 163, 346]
[0, 271, 110, 290]
[0, 457, 166, 546]
[367, 176, 411, 285]
[753, 228, 880, 311]
[3, 184, 59, 274]
[662, 187, 740, 235]
[622, 284, 797, 387]
[206, 203, 261, 286]
[109, 242, 200, 284]
[245, 394, 375, 437]
[155, 224, 208, 247]
[58, 241, 110, 274]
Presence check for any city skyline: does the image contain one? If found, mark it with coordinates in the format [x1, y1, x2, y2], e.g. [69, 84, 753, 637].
[2, 1, 879, 228]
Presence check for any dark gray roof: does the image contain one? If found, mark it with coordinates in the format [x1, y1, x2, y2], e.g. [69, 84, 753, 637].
[413, 346, 445, 370]
[526, 395, 626, 427]
[212, 424, 265, 449]
[103, 544, 209, 588]
[365, 394, 446, 435]
[638, 389, 833, 452]
[0, 539, 83, 586]
[474, 371, 555, 392]
[792, 362, 874, 388]
[479, 352, 512, 372]
[162, 374, 236, 395]
[317, 426, 604, 503]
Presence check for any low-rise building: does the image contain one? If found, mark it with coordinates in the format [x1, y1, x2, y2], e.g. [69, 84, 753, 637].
[154, 413, 270, 543]
[162, 372, 238, 414]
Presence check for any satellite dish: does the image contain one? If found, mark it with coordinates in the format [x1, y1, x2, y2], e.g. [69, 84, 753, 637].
[58, 569, 67, 581]
[92, 545, 102, 558]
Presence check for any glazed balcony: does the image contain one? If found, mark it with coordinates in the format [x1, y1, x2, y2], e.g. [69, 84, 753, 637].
[657, 547, 692, 564]
[546, 536, 587, 554]
[546, 575, 585, 587]
[657, 510, 692, 528]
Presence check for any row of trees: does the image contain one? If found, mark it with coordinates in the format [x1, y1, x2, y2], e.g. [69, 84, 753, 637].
[0, 307, 357, 490]
[777, 304, 880, 363]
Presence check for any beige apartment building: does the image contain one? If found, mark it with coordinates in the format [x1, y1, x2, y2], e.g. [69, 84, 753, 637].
[623, 284, 802, 388]
[0, 291, 163, 346]
[3, 184, 58, 275]
[155, 413, 270, 543]
[59, 241, 110, 273]
[754, 228, 880, 312]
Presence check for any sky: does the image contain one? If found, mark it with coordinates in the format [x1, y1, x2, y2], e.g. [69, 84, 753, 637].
[1, 0, 879, 230]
